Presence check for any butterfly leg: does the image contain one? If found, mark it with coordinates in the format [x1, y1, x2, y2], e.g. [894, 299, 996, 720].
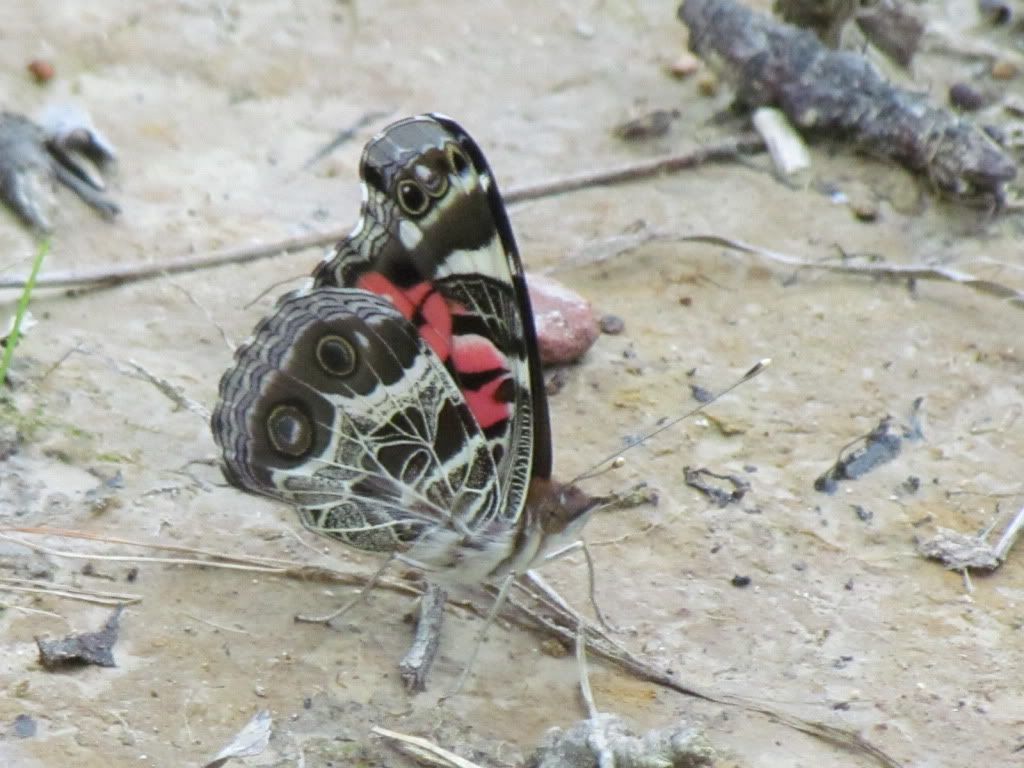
[539, 540, 618, 633]
[443, 572, 518, 698]
[294, 554, 396, 625]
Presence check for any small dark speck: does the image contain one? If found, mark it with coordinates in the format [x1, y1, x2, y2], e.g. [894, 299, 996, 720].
[303, 697, 313, 710]
[832, 701, 851, 711]
[792, 560, 807, 572]
[743, 464, 758, 473]
[690, 384, 713, 403]
[900, 476, 921, 495]
[598, 314, 625, 335]
[710, 543, 721, 554]
[833, 654, 854, 669]
[844, 578, 855, 591]
[13, 714, 36, 738]
[852, 504, 873, 523]
[125, 567, 139, 583]
[730, 574, 751, 588]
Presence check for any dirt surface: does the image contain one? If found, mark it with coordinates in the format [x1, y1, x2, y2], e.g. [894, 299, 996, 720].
[2, 2, 1023, 767]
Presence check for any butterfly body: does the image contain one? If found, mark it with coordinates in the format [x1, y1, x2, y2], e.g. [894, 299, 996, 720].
[212, 114, 601, 589]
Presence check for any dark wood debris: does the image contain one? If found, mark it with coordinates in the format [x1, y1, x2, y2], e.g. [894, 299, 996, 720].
[678, 0, 1017, 200]
[36, 606, 123, 670]
[684, 466, 750, 507]
[814, 402, 923, 494]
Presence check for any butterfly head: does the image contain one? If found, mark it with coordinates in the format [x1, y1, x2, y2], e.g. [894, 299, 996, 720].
[528, 477, 605, 542]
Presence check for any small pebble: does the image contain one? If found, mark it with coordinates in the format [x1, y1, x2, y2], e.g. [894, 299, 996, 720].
[27, 59, 55, 84]
[544, 368, 569, 396]
[690, 384, 713, 403]
[614, 109, 679, 141]
[978, 0, 1012, 25]
[527, 273, 599, 364]
[598, 313, 625, 335]
[539, 637, 570, 658]
[574, 20, 595, 39]
[852, 504, 873, 523]
[846, 183, 879, 221]
[666, 51, 701, 79]
[991, 58, 1018, 80]
[949, 82, 988, 112]
[696, 72, 719, 97]
[13, 714, 36, 739]
[730, 574, 751, 588]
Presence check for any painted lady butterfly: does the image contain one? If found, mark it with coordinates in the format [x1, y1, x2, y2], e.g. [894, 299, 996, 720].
[211, 114, 603, 591]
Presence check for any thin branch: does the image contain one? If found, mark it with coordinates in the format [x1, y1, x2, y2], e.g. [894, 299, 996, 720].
[0, 137, 765, 293]
[371, 726, 484, 768]
[6, 527, 899, 767]
[684, 234, 1024, 308]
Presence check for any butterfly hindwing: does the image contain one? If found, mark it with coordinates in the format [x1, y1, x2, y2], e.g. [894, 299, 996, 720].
[212, 288, 505, 565]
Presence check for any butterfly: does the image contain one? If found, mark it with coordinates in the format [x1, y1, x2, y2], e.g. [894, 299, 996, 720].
[211, 114, 603, 592]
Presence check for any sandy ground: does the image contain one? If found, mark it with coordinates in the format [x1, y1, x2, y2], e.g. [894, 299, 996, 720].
[1, 1, 1023, 766]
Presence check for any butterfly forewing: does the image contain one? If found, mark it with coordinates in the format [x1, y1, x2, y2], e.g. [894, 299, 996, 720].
[313, 115, 552, 529]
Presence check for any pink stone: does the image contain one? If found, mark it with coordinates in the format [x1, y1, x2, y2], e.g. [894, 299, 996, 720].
[526, 272, 599, 365]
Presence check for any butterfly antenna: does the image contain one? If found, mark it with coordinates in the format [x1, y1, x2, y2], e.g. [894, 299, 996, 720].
[570, 358, 771, 485]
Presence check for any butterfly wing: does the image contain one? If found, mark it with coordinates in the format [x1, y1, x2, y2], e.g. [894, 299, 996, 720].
[212, 288, 509, 575]
[313, 114, 552, 531]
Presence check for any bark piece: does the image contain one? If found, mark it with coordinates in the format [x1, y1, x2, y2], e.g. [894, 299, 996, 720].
[678, 0, 1017, 199]
[36, 606, 123, 669]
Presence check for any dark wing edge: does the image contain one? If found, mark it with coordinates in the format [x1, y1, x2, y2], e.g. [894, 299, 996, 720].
[428, 112, 553, 480]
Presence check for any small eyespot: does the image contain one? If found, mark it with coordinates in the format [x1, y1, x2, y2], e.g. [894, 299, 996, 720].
[267, 404, 313, 458]
[447, 145, 470, 176]
[316, 334, 357, 376]
[397, 180, 429, 215]
[414, 163, 448, 198]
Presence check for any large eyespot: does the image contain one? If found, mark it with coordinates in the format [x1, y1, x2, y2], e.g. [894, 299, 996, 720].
[447, 144, 470, 176]
[266, 403, 313, 458]
[396, 179, 429, 215]
[414, 162, 448, 199]
[316, 334, 357, 377]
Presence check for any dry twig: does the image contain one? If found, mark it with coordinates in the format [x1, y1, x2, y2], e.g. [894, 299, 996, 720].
[0, 137, 765, 293]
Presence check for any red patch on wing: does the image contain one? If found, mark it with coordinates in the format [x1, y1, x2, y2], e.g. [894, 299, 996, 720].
[462, 376, 512, 430]
[450, 334, 506, 374]
[357, 273, 452, 360]
[357, 272, 512, 430]
[452, 334, 512, 429]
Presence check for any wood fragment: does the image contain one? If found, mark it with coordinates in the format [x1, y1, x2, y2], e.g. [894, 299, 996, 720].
[203, 710, 272, 768]
[36, 605, 124, 669]
[917, 505, 1024, 571]
[679, 0, 1017, 199]
[399, 583, 446, 693]
[752, 107, 811, 176]
[371, 726, 484, 768]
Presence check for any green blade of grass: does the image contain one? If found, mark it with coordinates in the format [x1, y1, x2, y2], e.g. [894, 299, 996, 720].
[0, 238, 51, 389]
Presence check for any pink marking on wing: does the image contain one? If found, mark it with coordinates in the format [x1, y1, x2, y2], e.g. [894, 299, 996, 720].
[462, 377, 513, 430]
[450, 334, 508, 374]
[358, 273, 415, 319]
[418, 290, 452, 361]
[357, 273, 455, 361]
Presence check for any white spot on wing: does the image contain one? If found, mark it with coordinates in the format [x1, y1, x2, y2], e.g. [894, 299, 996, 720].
[437, 235, 506, 280]
[399, 219, 424, 250]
